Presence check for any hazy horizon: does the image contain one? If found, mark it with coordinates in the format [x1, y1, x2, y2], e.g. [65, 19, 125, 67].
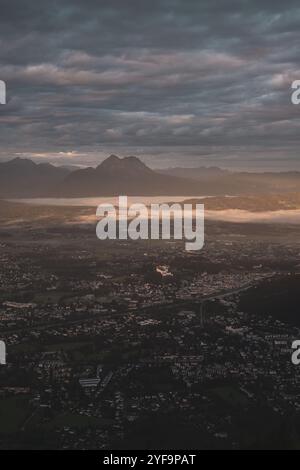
[2, 154, 300, 173]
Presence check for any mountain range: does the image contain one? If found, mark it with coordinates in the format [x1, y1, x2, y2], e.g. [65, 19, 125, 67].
[0, 155, 300, 198]
[159, 166, 300, 194]
[0, 157, 70, 198]
[57, 155, 202, 197]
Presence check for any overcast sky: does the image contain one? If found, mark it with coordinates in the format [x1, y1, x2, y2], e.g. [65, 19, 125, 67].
[0, 0, 300, 170]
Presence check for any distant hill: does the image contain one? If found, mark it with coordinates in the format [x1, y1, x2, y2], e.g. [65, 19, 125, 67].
[158, 166, 230, 180]
[0, 158, 71, 198]
[56, 155, 202, 197]
[159, 166, 300, 195]
[1, 155, 300, 198]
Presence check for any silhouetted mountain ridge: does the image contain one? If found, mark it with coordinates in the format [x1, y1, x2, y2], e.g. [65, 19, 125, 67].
[0, 158, 71, 198]
[58, 155, 200, 196]
[1, 156, 300, 197]
[97, 155, 152, 176]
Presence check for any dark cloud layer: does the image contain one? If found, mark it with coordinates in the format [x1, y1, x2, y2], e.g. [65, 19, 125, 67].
[0, 0, 300, 169]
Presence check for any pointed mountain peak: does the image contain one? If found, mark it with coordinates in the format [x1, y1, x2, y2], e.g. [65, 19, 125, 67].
[97, 155, 119, 170]
[106, 154, 121, 162]
[97, 155, 151, 174]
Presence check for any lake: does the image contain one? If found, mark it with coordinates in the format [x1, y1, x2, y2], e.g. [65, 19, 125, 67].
[8, 197, 300, 224]
[9, 196, 209, 207]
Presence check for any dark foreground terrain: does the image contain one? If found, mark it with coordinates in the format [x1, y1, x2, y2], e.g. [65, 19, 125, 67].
[0, 202, 299, 449]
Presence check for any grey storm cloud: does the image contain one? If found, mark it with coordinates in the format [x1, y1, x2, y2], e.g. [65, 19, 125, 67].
[0, 0, 300, 169]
